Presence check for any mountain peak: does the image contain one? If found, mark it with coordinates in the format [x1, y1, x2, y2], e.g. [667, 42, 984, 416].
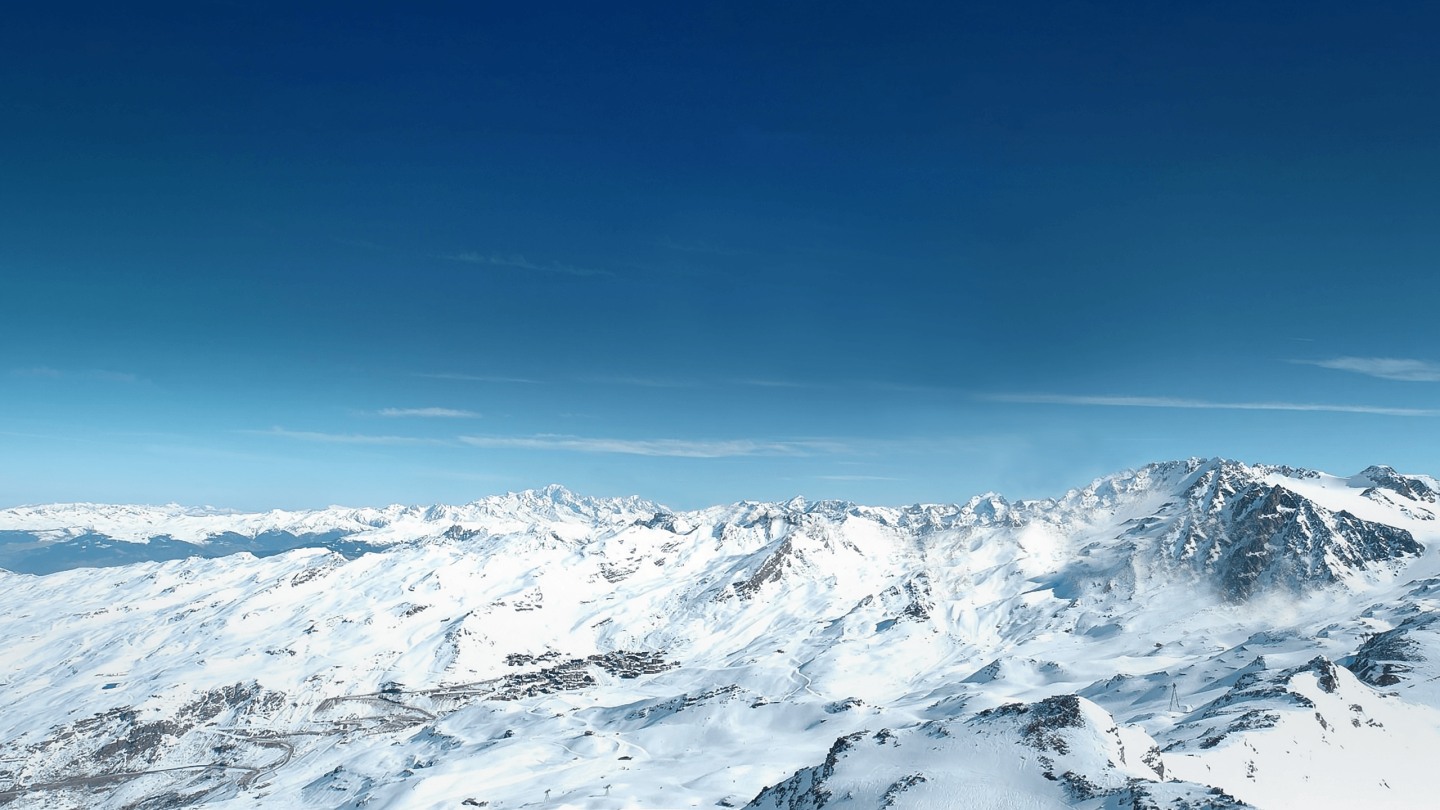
[1161, 471, 1422, 600]
[4, 459, 1440, 808]
[465, 485, 665, 525]
[1353, 465, 1440, 504]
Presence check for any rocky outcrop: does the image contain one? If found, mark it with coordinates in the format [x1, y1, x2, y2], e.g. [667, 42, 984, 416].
[1358, 465, 1440, 504]
[747, 695, 1167, 809]
[1349, 614, 1436, 687]
[1163, 464, 1421, 599]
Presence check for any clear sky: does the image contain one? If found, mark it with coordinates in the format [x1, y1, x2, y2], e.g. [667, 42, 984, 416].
[3, 2, 1439, 510]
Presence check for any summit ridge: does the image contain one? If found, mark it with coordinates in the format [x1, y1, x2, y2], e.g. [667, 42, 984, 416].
[2, 459, 1438, 808]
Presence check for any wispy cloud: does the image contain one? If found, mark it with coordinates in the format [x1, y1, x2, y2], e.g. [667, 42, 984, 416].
[582, 376, 823, 390]
[441, 252, 613, 278]
[583, 375, 700, 389]
[1294, 356, 1440, 382]
[458, 434, 847, 458]
[731, 378, 819, 389]
[817, 474, 900, 481]
[984, 393, 1438, 417]
[421, 372, 822, 389]
[417, 372, 544, 384]
[12, 367, 139, 383]
[247, 427, 451, 446]
[378, 407, 482, 418]
[12, 367, 65, 379]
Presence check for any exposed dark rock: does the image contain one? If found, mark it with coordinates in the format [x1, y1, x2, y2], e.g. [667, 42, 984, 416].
[599, 562, 639, 583]
[1057, 771, 1101, 800]
[443, 525, 483, 542]
[978, 694, 1084, 755]
[1198, 710, 1280, 749]
[4, 681, 287, 801]
[823, 698, 864, 715]
[878, 773, 926, 807]
[1349, 616, 1434, 687]
[1294, 656, 1340, 693]
[1359, 465, 1440, 504]
[735, 538, 797, 599]
[743, 731, 865, 810]
[1140, 745, 1165, 780]
[1121, 781, 1255, 809]
[178, 682, 285, 725]
[624, 686, 744, 721]
[1168, 469, 1420, 600]
[636, 512, 679, 532]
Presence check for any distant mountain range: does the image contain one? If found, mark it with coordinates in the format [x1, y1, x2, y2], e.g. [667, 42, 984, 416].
[2, 459, 1438, 808]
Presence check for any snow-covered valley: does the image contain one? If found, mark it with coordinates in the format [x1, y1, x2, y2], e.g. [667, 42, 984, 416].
[3, 459, 1439, 809]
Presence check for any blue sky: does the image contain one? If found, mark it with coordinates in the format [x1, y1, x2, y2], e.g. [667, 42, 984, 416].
[3, 2, 1439, 510]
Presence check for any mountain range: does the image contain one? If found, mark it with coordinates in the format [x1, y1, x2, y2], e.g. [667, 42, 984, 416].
[2, 459, 1438, 809]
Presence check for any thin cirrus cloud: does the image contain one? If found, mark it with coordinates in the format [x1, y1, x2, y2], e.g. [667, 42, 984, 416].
[248, 428, 452, 446]
[731, 378, 823, 389]
[255, 428, 847, 458]
[583, 375, 702, 389]
[417, 372, 544, 384]
[984, 393, 1439, 417]
[421, 373, 823, 390]
[377, 407, 482, 418]
[440, 252, 612, 278]
[458, 434, 848, 458]
[581, 376, 821, 390]
[1294, 356, 1440, 382]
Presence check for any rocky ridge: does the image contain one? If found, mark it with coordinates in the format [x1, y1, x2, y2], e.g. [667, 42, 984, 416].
[0, 459, 1437, 808]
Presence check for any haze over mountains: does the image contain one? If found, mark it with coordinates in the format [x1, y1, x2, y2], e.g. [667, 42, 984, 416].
[3, 458, 1440, 809]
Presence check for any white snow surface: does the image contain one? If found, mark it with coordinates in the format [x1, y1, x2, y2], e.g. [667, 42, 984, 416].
[1, 459, 1439, 809]
[0, 484, 662, 543]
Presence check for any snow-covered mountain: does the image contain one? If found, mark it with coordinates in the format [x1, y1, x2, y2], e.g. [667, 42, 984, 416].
[2, 459, 1439, 809]
[0, 485, 662, 574]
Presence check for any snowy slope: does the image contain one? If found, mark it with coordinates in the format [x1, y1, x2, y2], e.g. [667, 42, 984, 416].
[1, 459, 1438, 809]
[0, 485, 662, 574]
[0, 484, 661, 543]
